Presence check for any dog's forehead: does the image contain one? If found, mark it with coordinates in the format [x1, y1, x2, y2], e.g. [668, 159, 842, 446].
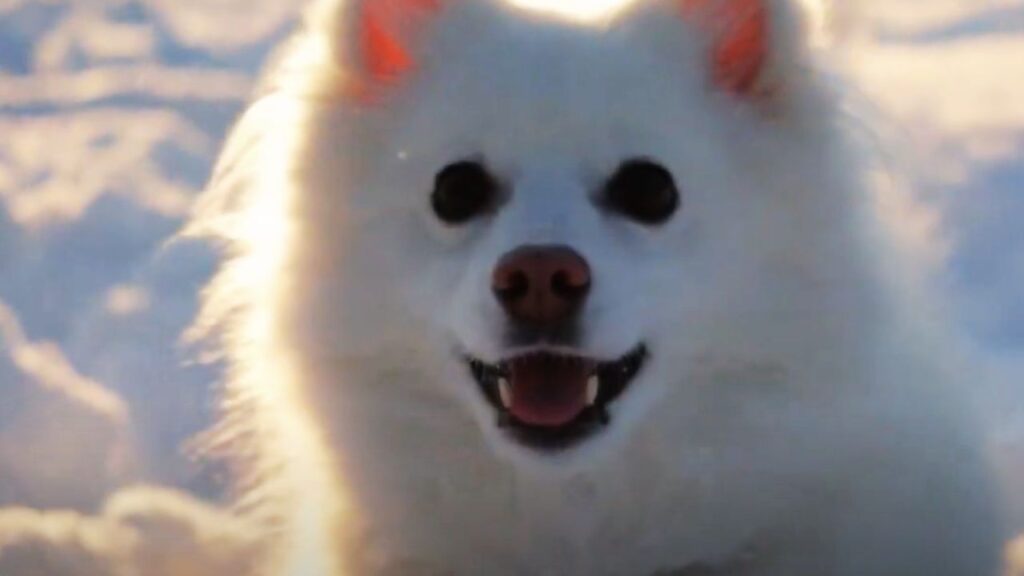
[427, 7, 704, 99]
[396, 13, 712, 168]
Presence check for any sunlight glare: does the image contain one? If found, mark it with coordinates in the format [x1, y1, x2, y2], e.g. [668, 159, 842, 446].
[508, 0, 635, 22]
[225, 95, 349, 576]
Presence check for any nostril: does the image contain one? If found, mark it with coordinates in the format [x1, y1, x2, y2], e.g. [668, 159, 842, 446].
[496, 270, 529, 303]
[551, 270, 589, 301]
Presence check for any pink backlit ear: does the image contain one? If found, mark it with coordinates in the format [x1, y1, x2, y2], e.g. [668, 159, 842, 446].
[355, 0, 442, 94]
[679, 0, 769, 97]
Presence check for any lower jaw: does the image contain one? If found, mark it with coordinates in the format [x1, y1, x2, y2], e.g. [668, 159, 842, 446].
[498, 404, 611, 451]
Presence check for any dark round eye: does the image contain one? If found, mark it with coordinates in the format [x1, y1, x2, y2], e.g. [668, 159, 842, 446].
[431, 161, 498, 225]
[603, 159, 680, 225]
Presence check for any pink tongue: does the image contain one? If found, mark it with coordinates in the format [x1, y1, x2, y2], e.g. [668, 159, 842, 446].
[508, 356, 592, 427]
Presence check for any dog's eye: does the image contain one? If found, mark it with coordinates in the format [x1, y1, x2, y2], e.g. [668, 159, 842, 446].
[431, 161, 498, 225]
[603, 160, 680, 225]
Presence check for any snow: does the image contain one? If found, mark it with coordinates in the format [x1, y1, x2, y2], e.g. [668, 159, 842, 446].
[0, 300, 135, 510]
[0, 0, 287, 498]
[0, 485, 262, 576]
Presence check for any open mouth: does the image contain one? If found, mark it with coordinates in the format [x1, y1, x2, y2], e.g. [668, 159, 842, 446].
[467, 345, 647, 450]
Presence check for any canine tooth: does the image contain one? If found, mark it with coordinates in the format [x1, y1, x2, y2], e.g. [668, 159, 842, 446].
[499, 378, 512, 408]
[586, 375, 599, 405]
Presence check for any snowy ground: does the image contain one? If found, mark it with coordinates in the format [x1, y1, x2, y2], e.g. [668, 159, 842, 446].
[0, 0, 1022, 559]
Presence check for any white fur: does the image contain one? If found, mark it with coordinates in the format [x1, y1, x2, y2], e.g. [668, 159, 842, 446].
[191, 0, 1004, 574]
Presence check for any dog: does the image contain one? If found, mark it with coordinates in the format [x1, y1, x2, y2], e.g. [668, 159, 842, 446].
[190, 0, 1004, 573]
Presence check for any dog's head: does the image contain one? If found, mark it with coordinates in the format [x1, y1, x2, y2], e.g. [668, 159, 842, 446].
[225, 0, 841, 466]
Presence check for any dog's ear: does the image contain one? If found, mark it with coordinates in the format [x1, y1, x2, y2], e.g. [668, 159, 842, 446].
[313, 0, 448, 100]
[623, 0, 810, 107]
[356, 0, 442, 83]
[678, 0, 768, 98]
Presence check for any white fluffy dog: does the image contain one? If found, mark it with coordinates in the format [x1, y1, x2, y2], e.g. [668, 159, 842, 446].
[191, 0, 1004, 573]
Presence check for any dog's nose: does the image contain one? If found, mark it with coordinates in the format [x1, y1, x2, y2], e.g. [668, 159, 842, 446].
[492, 245, 591, 327]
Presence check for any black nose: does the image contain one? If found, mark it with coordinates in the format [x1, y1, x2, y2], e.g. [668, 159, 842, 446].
[491, 244, 591, 328]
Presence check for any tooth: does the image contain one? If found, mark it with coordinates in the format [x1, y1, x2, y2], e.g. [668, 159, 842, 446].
[586, 375, 599, 405]
[499, 378, 512, 408]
